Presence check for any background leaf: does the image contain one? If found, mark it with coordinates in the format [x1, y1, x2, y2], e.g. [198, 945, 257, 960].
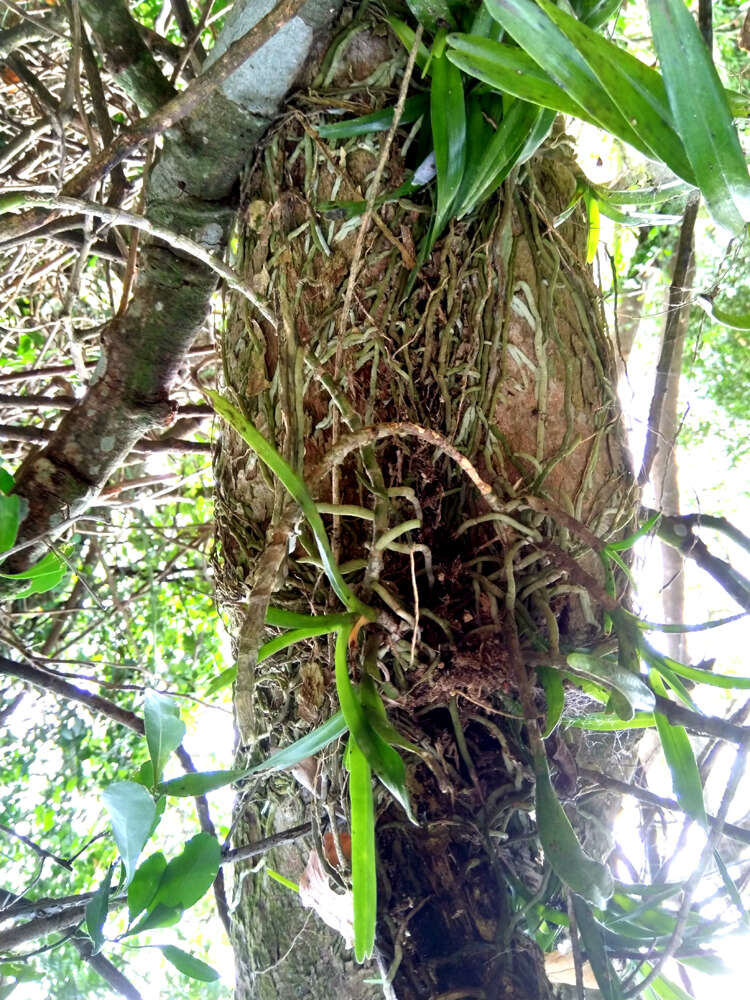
[102, 781, 157, 886]
[144, 691, 186, 785]
[158, 945, 220, 983]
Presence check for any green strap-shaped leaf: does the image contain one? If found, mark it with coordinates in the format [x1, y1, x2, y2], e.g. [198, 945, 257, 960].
[334, 628, 415, 822]
[158, 945, 220, 982]
[265, 608, 357, 629]
[429, 35, 466, 246]
[538, 666, 565, 737]
[206, 390, 374, 619]
[536, 0, 695, 183]
[317, 96, 428, 138]
[571, 894, 624, 1000]
[258, 624, 346, 664]
[483, 0, 666, 162]
[649, 0, 750, 233]
[346, 736, 377, 963]
[144, 691, 186, 786]
[584, 189, 600, 263]
[649, 671, 707, 825]
[534, 752, 614, 907]
[455, 98, 545, 217]
[566, 651, 655, 719]
[102, 781, 157, 886]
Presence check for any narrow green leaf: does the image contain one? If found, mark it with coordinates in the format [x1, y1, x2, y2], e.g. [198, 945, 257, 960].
[128, 852, 167, 921]
[649, 672, 707, 825]
[265, 608, 357, 629]
[386, 17, 429, 71]
[158, 945, 219, 983]
[568, 712, 655, 731]
[534, 752, 614, 907]
[346, 736, 377, 963]
[642, 646, 701, 712]
[85, 866, 113, 955]
[102, 781, 156, 886]
[204, 665, 237, 696]
[253, 710, 349, 773]
[649, 0, 750, 233]
[359, 674, 420, 753]
[584, 190, 600, 263]
[150, 833, 221, 911]
[646, 648, 750, 691]
[447, 37, 591, 119]
[455, 98, 545, 217]
[144, 691, 185, 786]
[483, 0, 668, 163]
[566, 651, 655, 719]
[538, 666, 565, 737]
[206, 391, 374, 619]
[334, 628, 415, 823]
[429, 39, 466, 246]
[265, 868, 299, 893]
[607, 512, 661, 552]
[571, 895, 623, 1000]
[258, 624, 344, 664]
[712, 848, 749, 924]
[536, 0, 695, 182]
[317, 96, 428, 138]
[158, 768, 248, 797]
[0, 493, 20, 553]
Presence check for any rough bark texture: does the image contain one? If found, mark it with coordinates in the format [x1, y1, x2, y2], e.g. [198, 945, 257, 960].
[212, 15, 638, 1000]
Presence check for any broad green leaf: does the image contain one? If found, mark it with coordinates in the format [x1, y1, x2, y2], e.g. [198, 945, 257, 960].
[428, 38, 466, 248]
[317, 96, 428, 138]
[127, 903, 182, 936]
[158, 768, 249, 796]
[158, 945, 220, 983]
[571, 895, 623, 1000]
[538, 666, 565, 737]
[346, 736, 376, 963]
[650, 672, 707, 825]
[566, 651, 655, 719]
[151, 833, 221, 911]
[102, 781, 157, 886]
[534, 752, 614, 907]
[695, 294, 750, 331]
[483, 0, 667, 162]
[0, 493, 20, 553]
[128, 852, 167, 920]
[0, 466, 14, 493]
[536, 0, 695, 182]
[206, 391, 374, 619]
[144, 691, 185, 786]
[85, 866, 113, 955]
[0, 550, 66, 596]
[335, 628, 415, 823]
[649, 0, 750, 233]
[133, 760, 155, 788]
[406, 0, 454, 33]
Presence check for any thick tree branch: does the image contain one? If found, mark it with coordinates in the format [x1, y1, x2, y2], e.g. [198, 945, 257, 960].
[78, 0, 175, 114]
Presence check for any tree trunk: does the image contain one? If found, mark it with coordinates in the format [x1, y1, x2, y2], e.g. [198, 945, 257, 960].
[212, 18, 638, 1000]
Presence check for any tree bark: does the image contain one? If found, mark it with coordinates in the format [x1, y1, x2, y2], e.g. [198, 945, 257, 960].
[212, 18, 638, 999]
